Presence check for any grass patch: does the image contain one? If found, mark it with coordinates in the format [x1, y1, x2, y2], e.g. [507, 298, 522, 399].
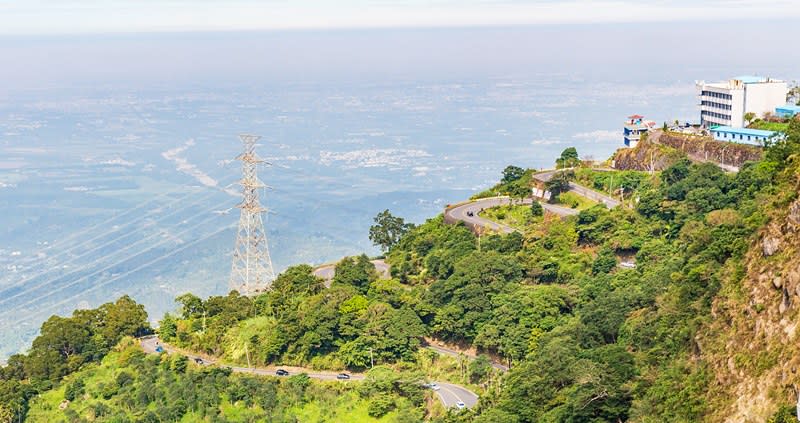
[573, 168, 651, 196]
[749, 120, 789, 132]
[481, 204, 542, 229]
[554, 191, 596, 210]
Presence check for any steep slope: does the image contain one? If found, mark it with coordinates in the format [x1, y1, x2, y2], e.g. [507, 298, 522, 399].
[612, 133, 686, 171]
[702, 171, 800, 422]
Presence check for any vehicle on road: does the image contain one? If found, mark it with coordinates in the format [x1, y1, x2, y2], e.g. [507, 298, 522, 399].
[193, 357, 203, 364]
[429, 383, 440, 391]
[154, 346, 164, 353]
[336, 373, 350, 380]
[456, 401, 466, 409]
[466, 210, 474, 216]
[275, 369, 289, 376]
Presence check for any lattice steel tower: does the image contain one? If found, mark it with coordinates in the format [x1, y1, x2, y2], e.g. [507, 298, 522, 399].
[229, 134, 275, 295]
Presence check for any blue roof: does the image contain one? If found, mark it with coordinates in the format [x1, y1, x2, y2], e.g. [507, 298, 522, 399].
[735, 75, 767, 84]
[710, 126, 776, 137]
[776, 104, 800, 112]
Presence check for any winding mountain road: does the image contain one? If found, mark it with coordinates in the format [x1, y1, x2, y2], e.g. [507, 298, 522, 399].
[445, 196, 578, 234]
[533, 169, 621, 208]
[139, 336, 477, 409]
[445, 168, 622, 234]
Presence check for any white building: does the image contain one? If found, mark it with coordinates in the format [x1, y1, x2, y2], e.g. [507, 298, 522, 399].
[696, 76, 787, 128]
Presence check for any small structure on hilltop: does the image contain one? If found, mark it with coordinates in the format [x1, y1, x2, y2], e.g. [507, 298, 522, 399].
[709, 126, 777, 146]
[776, 104, 800, 118]
[623, 115, 656, 148]
[696, 76, 788, 128]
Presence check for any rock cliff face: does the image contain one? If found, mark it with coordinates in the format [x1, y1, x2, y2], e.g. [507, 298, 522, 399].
[658, 132, 763, 170]
[612, 130, 764, 172]
[611, 135, 685, 171]
[701, 181, 800, 422]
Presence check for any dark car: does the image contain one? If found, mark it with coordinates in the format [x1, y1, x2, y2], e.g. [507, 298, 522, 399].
[193, 357, 203, 364]
[336, 373, 350, 380]
[276, 369, 289, 376]
[466, 211, 474, 217]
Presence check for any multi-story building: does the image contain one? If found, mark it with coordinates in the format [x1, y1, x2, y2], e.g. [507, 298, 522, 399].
[623, 114, 655, 148]
[696, 76, 787, 128]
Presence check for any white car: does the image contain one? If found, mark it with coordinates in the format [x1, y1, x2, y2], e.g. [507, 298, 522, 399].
[456, 401, 466, 409]
[429, 383, 440, 391]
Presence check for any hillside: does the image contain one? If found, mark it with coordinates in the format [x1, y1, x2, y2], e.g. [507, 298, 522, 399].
[613, 129, 764, 172]
[2, 118, 800, 422]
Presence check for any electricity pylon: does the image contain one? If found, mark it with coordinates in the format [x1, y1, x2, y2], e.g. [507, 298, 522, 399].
[229, 134, 275, 295]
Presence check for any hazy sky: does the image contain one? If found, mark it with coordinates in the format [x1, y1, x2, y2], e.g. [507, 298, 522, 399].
[2, 0, 799, 35]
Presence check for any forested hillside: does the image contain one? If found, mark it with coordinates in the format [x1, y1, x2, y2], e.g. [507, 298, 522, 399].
[3, 118, 800, 422]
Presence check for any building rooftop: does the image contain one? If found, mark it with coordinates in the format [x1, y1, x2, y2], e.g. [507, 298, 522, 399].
[777, 104, 800, 112]
[734, 75, 768, 84]
[698, 76, 784, 90]
[709, 126, 777, 137]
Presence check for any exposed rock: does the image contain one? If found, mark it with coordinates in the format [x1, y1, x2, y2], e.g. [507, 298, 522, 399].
[658, 132, 762, 168]
[780, 287, 791, 315]
[788, 200, 800, 226]
[789, 270, 800, 287]
[773, 276, 783, 290]
[762, 237, 781, 257]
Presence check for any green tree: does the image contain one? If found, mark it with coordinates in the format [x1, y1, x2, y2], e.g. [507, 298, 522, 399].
[468, 355, 493, 384]
[530, 201, 544, 217]
[64, 378, 85, 401]
[544, 170, 573, 203]
[332, 255, 378, 294]
[508, 182, 531, 203]
[176, 293, 204, 319]
[591, 247, 617, 275]
[369, 209, 413, 252]
[744, 112, 756, 126]
[502, 165, 525, 184]
[556, 147, 580, 168]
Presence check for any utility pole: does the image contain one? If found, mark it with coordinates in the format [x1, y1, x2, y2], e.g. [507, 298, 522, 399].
[369, 347, 374, 369]
[230, 134, 275, 295]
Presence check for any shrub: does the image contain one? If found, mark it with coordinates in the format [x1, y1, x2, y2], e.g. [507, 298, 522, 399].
[368, 393, 395, 417]
[531, 202, 544, 217]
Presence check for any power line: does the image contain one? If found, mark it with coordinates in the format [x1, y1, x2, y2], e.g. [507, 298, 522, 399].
[0, 177, 236, 303]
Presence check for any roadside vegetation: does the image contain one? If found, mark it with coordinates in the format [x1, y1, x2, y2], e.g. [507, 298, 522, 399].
[25, 340, 428, 422]
[5, 120, 800, 421]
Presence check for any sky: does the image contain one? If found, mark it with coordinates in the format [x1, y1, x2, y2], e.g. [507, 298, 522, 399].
[2, 0, 800, 35]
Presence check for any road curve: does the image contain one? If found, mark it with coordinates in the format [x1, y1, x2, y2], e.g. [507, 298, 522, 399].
[140, 336, 364, 381]
[140, 336, 479, 409]
[313, 259, 390, 283]
[445, 196, 578, 234]
[533, 169, 621, 208]
[435, 381, 479, 409]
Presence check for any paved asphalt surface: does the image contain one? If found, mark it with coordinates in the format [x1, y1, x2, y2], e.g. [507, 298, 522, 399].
[445, 196, 578, 234]
[313, 259, 390, 283]
[533, 169, 621, 208]
[140, 336, 477, 409]
[140, 336, 365, 381]
[436, 382, 480, 409]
